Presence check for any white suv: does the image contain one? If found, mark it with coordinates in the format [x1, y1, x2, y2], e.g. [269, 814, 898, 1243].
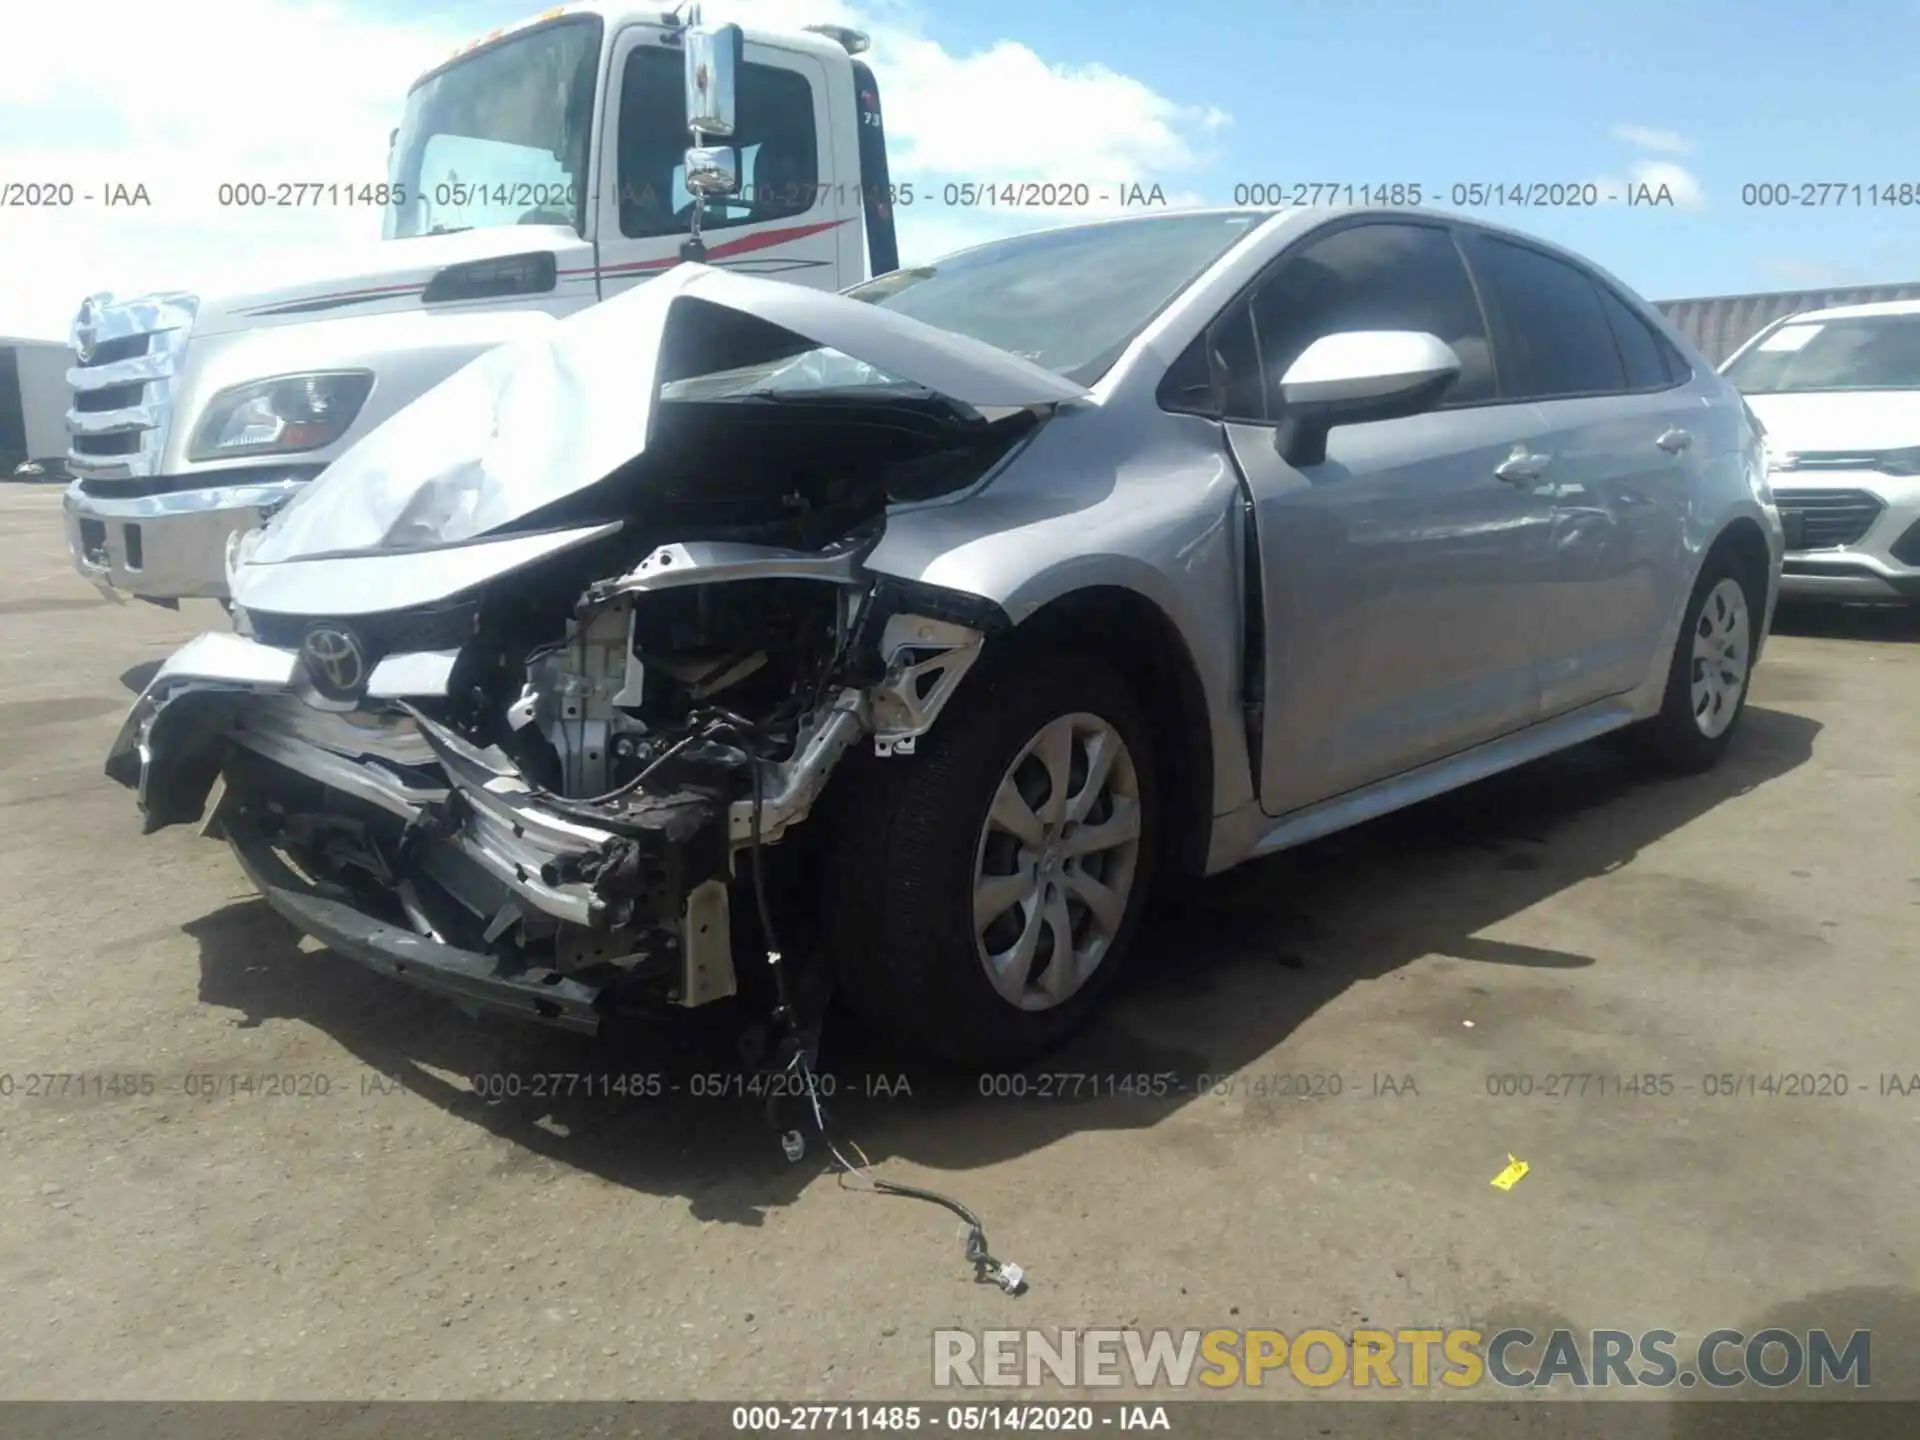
[1724, 299, 1920, 605]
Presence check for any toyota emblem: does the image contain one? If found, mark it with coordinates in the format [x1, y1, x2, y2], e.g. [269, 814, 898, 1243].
[72, 296, 102, 363]
[300, 625, 368, 701]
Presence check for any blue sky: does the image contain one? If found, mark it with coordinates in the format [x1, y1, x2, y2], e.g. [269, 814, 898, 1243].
[3, 0, 1917, 339]
[858, 0, 1920, 299]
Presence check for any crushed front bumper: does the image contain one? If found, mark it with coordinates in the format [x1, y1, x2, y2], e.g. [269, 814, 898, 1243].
[62, 469, 316, 602]
[105, 630, 868, 1034]
[225, 814, 606, 1032]
[102, 549, 994, 1032]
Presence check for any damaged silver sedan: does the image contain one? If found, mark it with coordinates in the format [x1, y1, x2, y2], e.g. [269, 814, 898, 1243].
[109, 208, 1781, 1068]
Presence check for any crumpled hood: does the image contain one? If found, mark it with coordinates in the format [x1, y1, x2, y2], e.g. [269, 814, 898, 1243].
[189, 226, 585, 338]
[229, 262, 1086, 613]
[1743, 390, 1920, 456]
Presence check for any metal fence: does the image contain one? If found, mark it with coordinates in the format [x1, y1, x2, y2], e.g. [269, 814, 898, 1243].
[1653, 283, 1920, 368]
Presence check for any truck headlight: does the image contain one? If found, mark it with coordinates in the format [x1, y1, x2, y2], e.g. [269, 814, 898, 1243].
[188, 372, 373, 461]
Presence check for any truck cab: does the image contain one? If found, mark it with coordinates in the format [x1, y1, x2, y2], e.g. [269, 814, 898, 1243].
[62, 3, 897, 603]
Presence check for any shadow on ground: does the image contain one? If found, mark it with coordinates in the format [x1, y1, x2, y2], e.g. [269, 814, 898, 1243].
[183, 705, 1821, 1222]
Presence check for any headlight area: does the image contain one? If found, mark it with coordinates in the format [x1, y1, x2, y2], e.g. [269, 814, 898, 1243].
[188, 371, 374, 461]
[116, 556, 990, 1036]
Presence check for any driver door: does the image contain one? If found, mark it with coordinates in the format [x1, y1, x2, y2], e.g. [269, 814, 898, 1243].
[1203, 219, 1556, 816]
[592, 27, 859, 299]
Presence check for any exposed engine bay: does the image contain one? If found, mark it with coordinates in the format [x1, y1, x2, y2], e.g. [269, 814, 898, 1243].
[107, 392, 1034, 1035]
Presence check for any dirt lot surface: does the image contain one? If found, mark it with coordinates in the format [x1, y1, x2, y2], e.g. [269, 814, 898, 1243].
[2, 483, 1918, 1406]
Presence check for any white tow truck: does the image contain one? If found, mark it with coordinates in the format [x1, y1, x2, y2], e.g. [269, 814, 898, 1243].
[62, 3, 902, 603]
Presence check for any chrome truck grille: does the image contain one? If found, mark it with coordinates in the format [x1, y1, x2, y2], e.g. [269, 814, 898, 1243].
[66, 292, 199, 478]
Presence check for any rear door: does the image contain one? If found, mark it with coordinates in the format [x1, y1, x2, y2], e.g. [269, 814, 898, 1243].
[1201, 218, 1557, 816]
[593, 28, 857, 297]
[1459, 232, 1694, 715]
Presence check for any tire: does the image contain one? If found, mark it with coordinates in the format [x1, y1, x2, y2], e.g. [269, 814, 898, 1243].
[825, 645, 1160, 1070]
[1629, 548, 1761, 773]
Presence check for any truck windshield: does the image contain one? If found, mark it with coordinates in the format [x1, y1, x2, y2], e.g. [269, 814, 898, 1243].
[384, 17, 603, 240]
[1726, 314, 1920, 392]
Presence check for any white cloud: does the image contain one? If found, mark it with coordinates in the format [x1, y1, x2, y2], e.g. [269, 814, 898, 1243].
[1611, 123, 1693, 155]
[1591, 160, 1708, 213]
[0, 0, 466, 339]
[1591, 124, 1705, 212]
[710, 0, 1230, 262]
[0, 0, 1230, 339]
[1627, 159, 1707, 210]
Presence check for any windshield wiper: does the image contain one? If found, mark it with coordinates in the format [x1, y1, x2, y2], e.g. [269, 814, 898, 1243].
[428, 224, 473, 236]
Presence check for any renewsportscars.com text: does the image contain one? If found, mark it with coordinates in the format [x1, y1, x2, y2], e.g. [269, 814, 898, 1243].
[932, 1327, 1871, 1390]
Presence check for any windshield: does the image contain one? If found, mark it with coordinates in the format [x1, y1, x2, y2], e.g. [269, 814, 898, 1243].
[383, 17, 602, 240]
[1725, 314, 1920, 392]
[666, 212, 1263, 399]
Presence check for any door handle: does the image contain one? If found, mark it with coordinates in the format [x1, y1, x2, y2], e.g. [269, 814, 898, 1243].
[1656, 427, 1693, 454]
[1493, 449, 1551, 485]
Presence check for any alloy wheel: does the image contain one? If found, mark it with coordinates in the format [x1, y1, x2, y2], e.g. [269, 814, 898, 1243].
[972, 712, 1143, 1011]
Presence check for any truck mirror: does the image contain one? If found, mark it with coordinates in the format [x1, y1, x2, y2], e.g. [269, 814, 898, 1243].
[684, 23, 743, 138]
[683, 145, 741, 200]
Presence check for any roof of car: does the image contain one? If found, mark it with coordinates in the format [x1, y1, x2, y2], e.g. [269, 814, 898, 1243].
[919, 204, 1660, 309]
[1778, 297, 1920, 323]
[916, 206, 1268, 259]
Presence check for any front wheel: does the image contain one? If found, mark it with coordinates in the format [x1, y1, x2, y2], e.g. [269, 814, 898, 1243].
[826, 648, 1160, 1070]
[1629, 550, 1760, 773]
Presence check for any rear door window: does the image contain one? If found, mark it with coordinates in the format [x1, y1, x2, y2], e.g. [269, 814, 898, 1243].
[1596, 285, 1677, 391]
[1461, 234, 1628, 399]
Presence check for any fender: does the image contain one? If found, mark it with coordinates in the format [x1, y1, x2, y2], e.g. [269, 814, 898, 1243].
[864, 404, 1260, 821]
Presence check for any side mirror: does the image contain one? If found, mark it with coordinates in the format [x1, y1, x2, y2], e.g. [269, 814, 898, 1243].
[1273, 330, 1462, 467]
[683, 145, 740, 201]
[684, 23, 743, 138]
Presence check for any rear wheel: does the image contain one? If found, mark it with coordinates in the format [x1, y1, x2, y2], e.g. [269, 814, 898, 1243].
[1630, 550, 1759, 772]
[826, 647, 1159, 1069]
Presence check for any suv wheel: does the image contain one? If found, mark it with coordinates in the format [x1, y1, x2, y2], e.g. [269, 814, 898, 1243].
[827, 648, 1159, 1069]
